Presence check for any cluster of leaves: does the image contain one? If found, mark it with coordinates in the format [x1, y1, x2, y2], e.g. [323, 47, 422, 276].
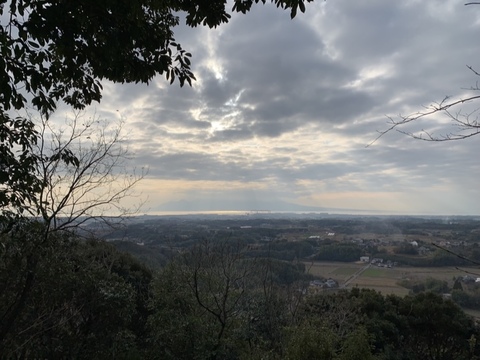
[245, 240, 317, 261]
[0, 225, 153, 359]
[297, 288, 479, 360]
[450, 278, 480, 311]
[182, 0, 314, 27]
[452, 288, 480, 310]
[393, 242, 419, 255]
[0, 116, 40, 215]
[313, 242, 365, 262]
[398, 277, 450, 295]
[380, 248, 475, 267]
[2, 0, 315, 115]
[2, 0, 194, 114]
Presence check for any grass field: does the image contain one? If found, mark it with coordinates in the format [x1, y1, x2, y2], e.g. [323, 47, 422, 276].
[463, 308, 480, 320]
[305, 261, 472, 296]
[306, 261, 363, 282]
[330, 267, 359, 276]
[361, 268, 400, 278]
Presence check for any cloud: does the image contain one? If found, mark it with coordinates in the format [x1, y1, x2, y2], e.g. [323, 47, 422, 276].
[79, 0, 480, 215]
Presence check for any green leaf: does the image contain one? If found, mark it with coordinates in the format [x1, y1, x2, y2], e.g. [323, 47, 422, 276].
[299, 1, 305, 13]
[27, 40, 40, 49]
[290, 6, 297, 19]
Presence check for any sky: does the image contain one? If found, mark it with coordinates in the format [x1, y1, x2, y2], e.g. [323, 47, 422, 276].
[74, 0, 480, 215]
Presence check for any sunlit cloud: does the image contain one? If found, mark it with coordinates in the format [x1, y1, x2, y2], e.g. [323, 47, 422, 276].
[63, 0, 480, 215]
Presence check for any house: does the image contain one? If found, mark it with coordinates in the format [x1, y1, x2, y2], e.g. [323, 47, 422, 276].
[418, 246, 430, 255]
[462, 275, 476, 284]
[351, 238, 364, 244]
[310, 279, 324, 287]
[309, 278, 338, 289]
[360, 256, 370, 263]
[325, 278, 338, 288]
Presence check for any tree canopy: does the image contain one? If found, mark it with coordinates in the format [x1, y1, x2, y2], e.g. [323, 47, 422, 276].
[1, 0, 314, 114]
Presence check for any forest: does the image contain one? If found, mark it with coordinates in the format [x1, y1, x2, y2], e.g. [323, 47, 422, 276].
[2, 226, 480, 359]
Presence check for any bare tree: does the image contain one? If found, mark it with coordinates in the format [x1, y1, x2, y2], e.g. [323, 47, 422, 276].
[370, 66, 480, 146]
[30, 112, 145, 233]
[182, 239, 254, 355]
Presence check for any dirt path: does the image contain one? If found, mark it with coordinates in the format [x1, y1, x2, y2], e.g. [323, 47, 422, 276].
[342, 262, 371, 288]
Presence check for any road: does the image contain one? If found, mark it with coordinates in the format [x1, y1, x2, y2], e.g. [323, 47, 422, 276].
[341, 262, 371, 288]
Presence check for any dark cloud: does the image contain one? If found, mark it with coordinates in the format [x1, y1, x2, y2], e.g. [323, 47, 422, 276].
[208, 6, 376, 136]
[198, 67, 242, 108]
[93, 1, 480, 214]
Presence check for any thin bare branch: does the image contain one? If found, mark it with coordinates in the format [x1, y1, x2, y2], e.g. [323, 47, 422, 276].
[30, 111, 145, 234]
[370, 66, 480, 145]
[432, 243, 480, 267]
[369, 94, 480, 146]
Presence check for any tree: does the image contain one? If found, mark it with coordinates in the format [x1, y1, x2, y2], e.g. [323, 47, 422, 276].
[399, 292, 478, 360]
[285, 320, 337, 360]
[31, 112, 144, 232]
[0, 112, 143, 348]
[147, 239, 307, 359]
[0, 235, 153, 359]
[148, 239, 257, 359]
[337, 327, 374, 360]
[179, 239, 256, 358]
[1, 0, 315, 113]
[393, 242, 418, 255]
[298, 288, 480, 360]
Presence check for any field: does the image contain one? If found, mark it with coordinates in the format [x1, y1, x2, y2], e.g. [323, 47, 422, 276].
[305, 260, 472, 296]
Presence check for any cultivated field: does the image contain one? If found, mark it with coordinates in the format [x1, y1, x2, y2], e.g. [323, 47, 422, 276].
[305, 260, 474, 296]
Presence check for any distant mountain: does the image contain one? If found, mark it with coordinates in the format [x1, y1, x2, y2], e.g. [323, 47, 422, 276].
[152, 198, 375, 214]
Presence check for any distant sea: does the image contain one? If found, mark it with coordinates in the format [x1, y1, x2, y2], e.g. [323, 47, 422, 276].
[143, 210, 477, 218]
[148, 209, 387, 217]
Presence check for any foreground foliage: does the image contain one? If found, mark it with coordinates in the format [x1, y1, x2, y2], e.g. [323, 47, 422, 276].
[1, 231, 479, 359]
[0, 226, 152, 358]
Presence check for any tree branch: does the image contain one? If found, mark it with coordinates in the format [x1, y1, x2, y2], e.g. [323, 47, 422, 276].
[369, 66, 480, 146]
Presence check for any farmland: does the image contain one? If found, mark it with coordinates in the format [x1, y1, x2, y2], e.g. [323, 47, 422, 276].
[305, 260, 473, 296]
[101, 214, 480, 298]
